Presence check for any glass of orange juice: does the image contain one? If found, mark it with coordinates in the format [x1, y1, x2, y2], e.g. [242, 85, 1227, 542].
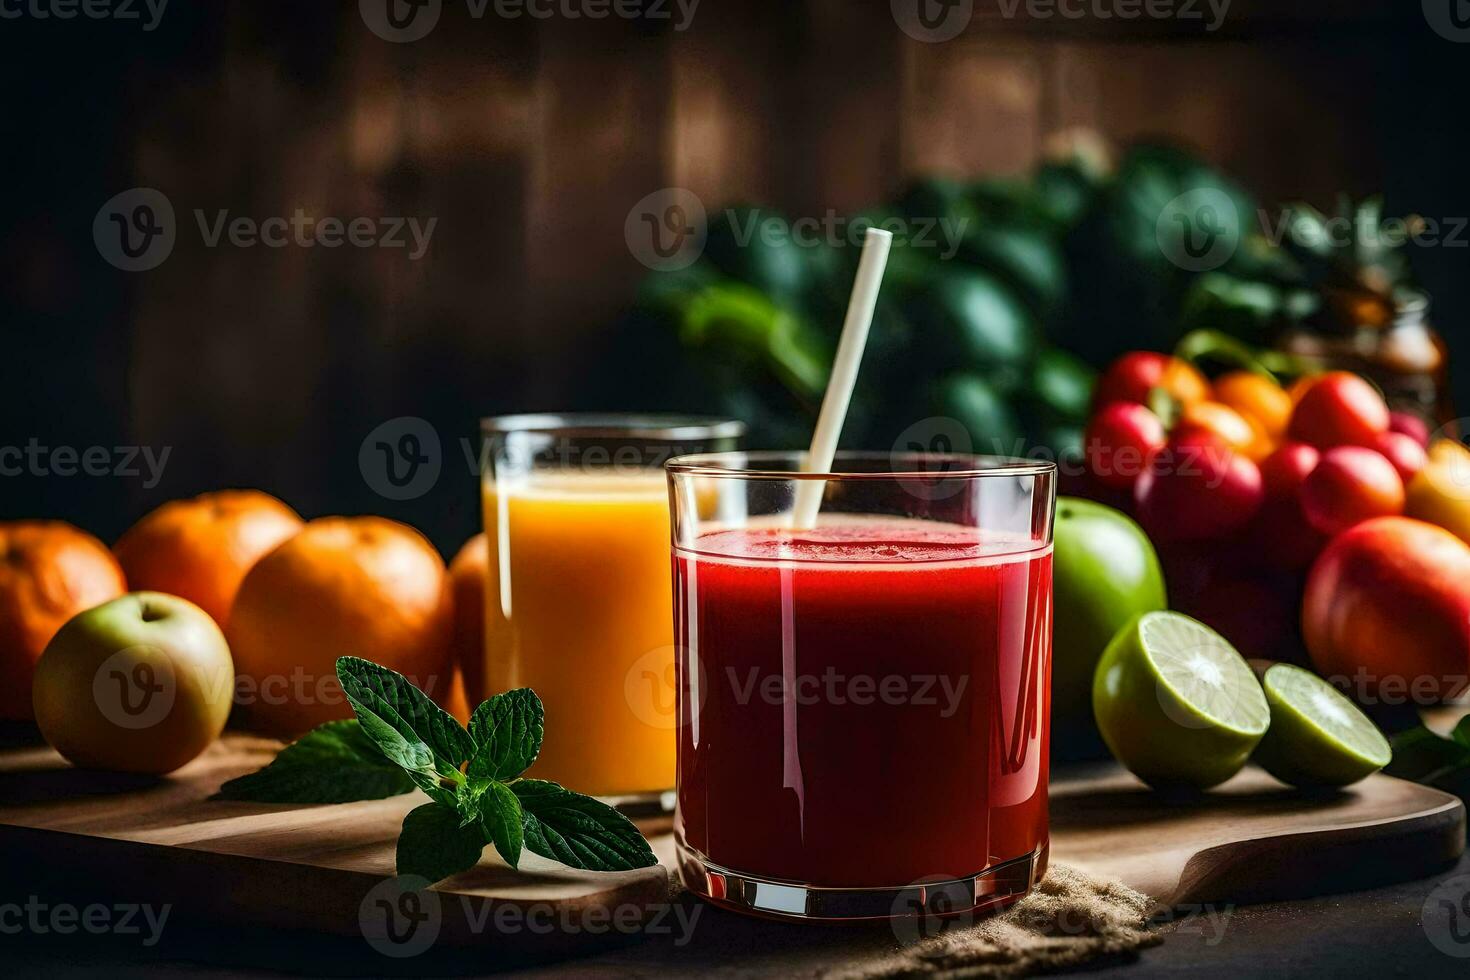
[473, 414, 744, 803]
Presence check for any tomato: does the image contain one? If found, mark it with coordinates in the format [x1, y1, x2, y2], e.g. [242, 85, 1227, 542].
[1084, 402, 1166, 490]
[1094, 352, 1209, 410]
[1287, 372, 1389, 448]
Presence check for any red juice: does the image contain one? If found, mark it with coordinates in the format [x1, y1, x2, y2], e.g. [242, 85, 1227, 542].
[674, 519, 1052, 893]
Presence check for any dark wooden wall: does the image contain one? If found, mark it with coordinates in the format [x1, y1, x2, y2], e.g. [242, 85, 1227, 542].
[2, 0, 1464, 553]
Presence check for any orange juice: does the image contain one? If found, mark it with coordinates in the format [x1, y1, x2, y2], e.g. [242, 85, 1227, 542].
[480, 472, 675, 796]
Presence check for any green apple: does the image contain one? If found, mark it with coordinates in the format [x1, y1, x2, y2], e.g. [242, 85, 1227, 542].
[32, 592, 234, 774]
[1052, 497, 1167, 759]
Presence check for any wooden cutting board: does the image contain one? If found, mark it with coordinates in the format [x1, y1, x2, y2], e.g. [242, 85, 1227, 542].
[0, 736, 676, 958]
[1049, 764, 1464, 906]
[0, 734, 1462, 954]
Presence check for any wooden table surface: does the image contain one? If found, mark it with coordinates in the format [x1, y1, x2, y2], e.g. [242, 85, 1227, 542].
[4, 849, 1469, 978]
[4, 726, 1467, 976]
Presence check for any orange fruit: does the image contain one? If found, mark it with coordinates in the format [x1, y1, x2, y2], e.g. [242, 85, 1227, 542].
[226, 516, 454, 736]
[1175, 401, 1271, 461]
[114, 490, 303, 631]
[0, 521, 127, 720]
[449, 533, 487, 709]
[1213, 371, 1293, 443]
[1160, 358, 1212, 408]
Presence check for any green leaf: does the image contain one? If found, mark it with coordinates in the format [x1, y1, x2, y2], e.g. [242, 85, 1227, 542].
[678, 283, 831, 400]
[931, 373, 1024, 458]
[480, 782, 525, 870]
[910, 270, 1038, 376]
[1029, 347, 1096, 425]
[467, 689, 544, 781]
[336, 657, 475, 805]
[1385, 725, 1470, 785]
[214, 720, 416, 803]
[396, 802, 487, 885]
[1145, 386, 1182, 430]
[454, 778, 490, 828]
[512, 780, 658, 872]
[1173, 328, 1276, 378]
[1452, 716, 1470, 750]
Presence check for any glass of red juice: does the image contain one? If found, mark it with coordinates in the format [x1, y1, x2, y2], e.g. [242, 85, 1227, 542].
[665, 451, 1055, 922]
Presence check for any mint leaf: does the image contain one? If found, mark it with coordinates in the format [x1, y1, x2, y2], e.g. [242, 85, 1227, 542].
[455, 778, 490, 829]
[215, 720, 415, 803]
[1388, 725, 1469, 775]
[396, 802, 487, 884]
[480, 782, 525, 869]
[1387, 725, 1470, 786]
[467, 689, 543, 781]
[336, 657, 474, 804]
[512, 779, 658, 871]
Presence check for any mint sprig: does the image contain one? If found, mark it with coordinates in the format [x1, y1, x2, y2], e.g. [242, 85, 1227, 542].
[218, 657, 659, 884]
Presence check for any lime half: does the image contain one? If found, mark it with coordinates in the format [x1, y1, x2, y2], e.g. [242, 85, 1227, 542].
[1093, 611, 1269, 790]
[1253, 664, 1391, 788]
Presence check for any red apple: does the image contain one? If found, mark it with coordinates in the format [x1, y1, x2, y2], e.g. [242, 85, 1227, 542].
[1084, 402, 1166, 490]
[1248, 443, 1327, 571]
[1374, 430, 1428, 484]
[1388, 410, 1432, 448]
[1094, 351, 1210, 410]
[1134, 432, 1264, 543]
[1304, 517, 1470, 704]
[1300, 446, 1404, 537]
[1286, 371, 1389, 448]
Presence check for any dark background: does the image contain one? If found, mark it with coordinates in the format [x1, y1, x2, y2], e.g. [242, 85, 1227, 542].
[2, 0, 1467, 556]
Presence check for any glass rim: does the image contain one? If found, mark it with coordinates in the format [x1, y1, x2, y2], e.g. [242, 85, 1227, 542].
[665, 450, 1058, 481]
[480, 413, 746, 441]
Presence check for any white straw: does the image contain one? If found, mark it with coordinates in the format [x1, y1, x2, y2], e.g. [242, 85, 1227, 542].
[791, 227, 893, 529]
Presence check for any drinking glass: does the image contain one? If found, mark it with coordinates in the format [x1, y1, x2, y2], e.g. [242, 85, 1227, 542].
[474, 414, 743, 802]
[667, 451, 1055, 920]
